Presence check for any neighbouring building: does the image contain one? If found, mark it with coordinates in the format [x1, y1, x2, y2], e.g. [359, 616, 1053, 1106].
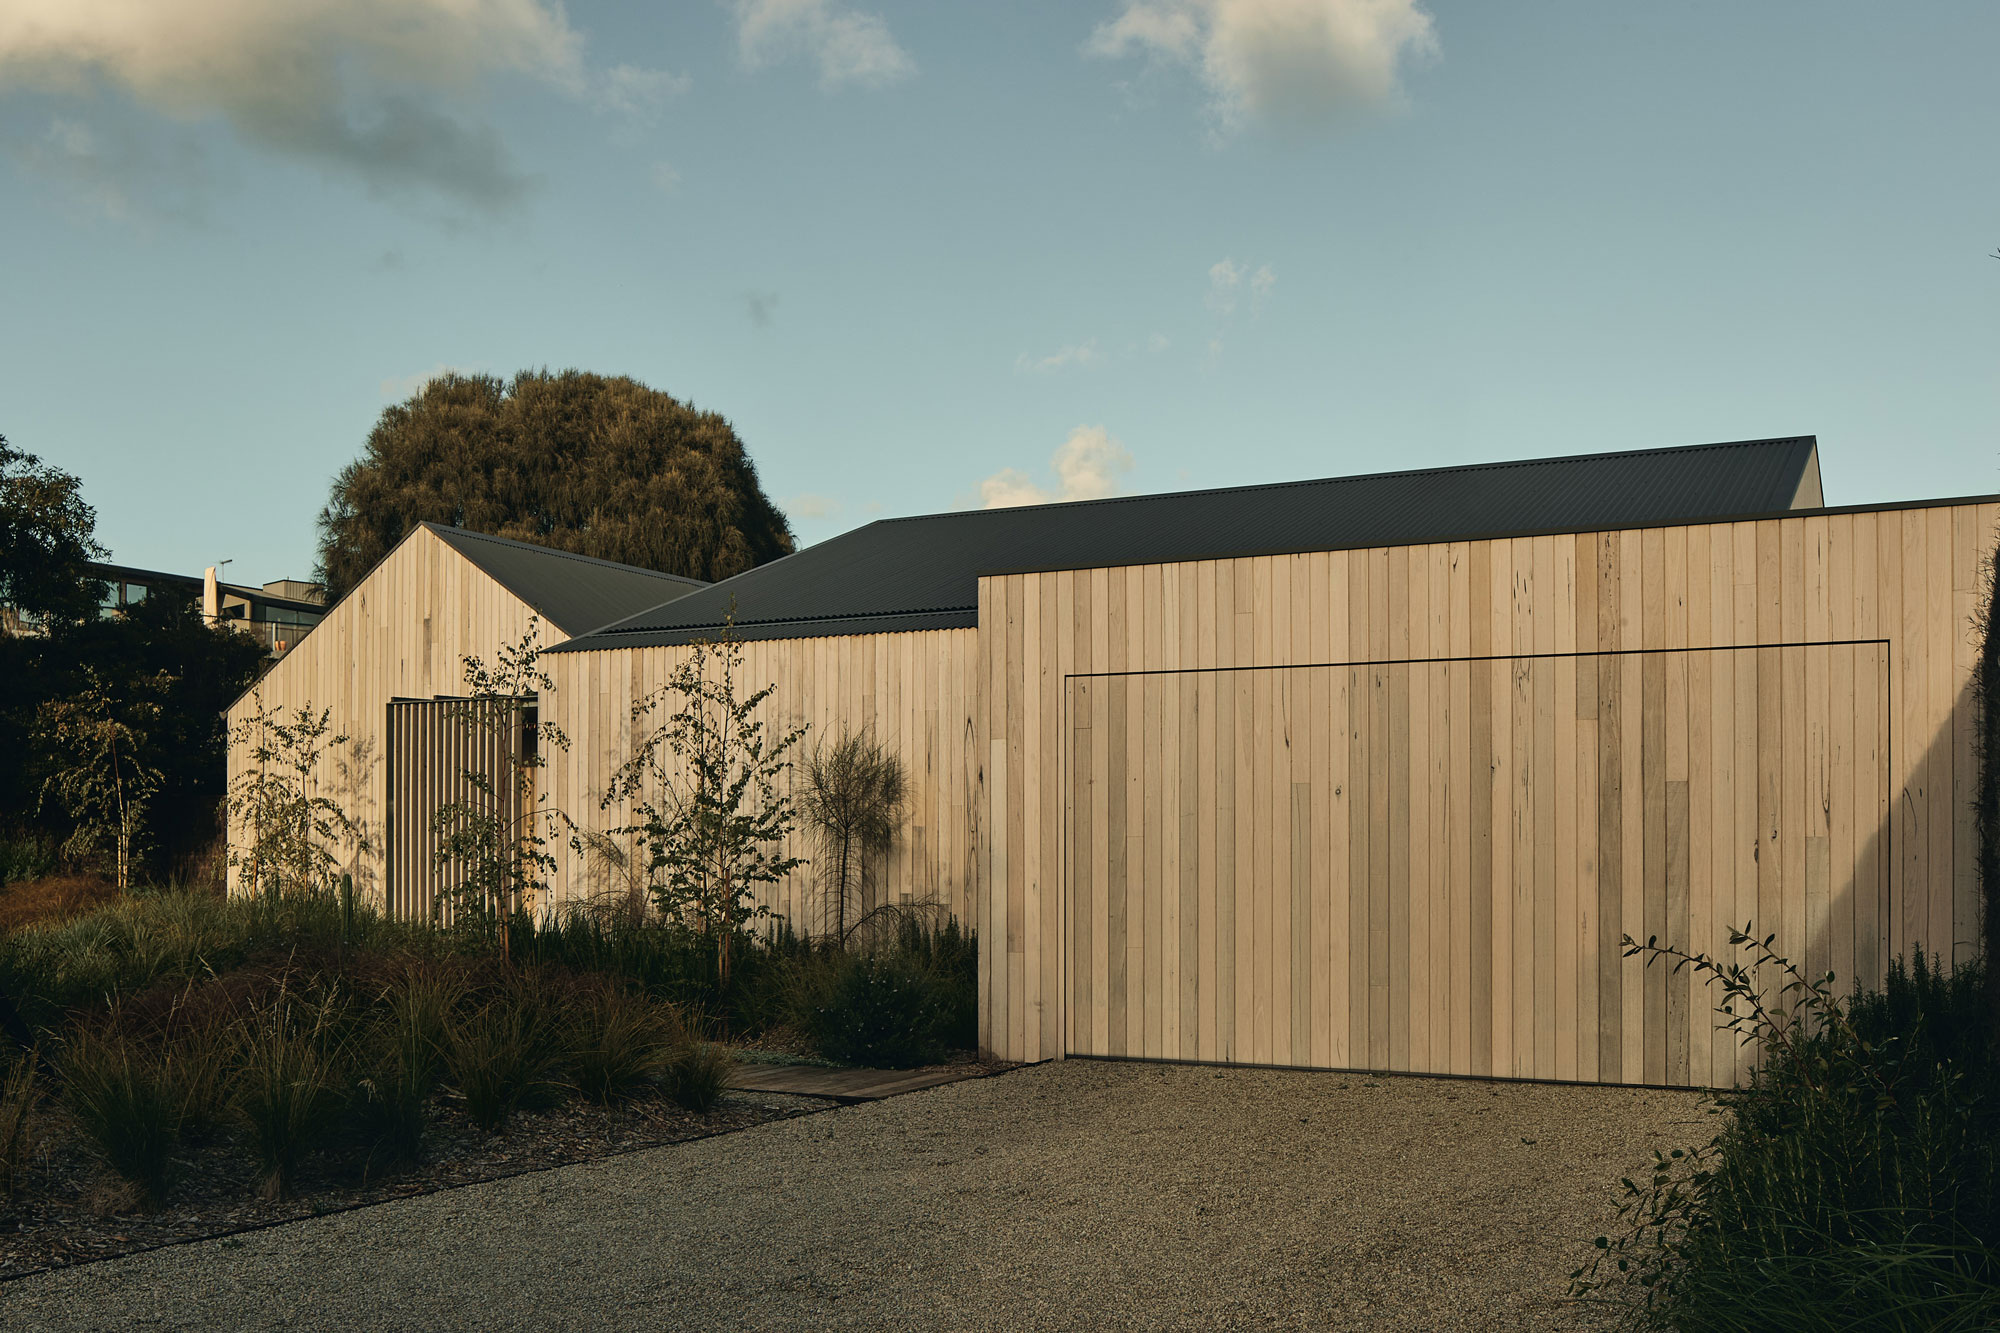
[2, 558, 329, 656]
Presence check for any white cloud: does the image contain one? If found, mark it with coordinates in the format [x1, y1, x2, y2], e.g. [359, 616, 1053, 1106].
[1208, 256, 1275, 317]
[0, 1, 680, 212]
[380, 364, 473, 400]
[1087, 0, 1437, 131]
[788, 492, 842, 519]
[1015, 339, 1100, 374]
[733, 0, 914, 89]
[979, 426, 1135, 509]
[651, 161, 681, 193]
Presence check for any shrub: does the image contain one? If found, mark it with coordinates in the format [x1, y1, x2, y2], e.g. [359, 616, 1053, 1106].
[447, 977, 567, 1132]
[60, 1025, 182, 1209]
[891, 916, 976, 1050]
[662, 1041, 732, 1114]
[232, 993, 353, 1199]
[792, 944, 960, 1070]
[568, 981, 683, 1104]
[1573, 936, 2000, 1332]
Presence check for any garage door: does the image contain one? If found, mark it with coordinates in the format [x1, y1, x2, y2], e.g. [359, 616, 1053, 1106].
[1064, 644, 1890, 1088]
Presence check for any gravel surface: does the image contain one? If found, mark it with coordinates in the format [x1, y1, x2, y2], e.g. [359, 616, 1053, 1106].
[0, 1061, 1709, 1332]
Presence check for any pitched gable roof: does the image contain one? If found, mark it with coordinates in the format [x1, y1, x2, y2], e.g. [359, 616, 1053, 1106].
[423, 524, 708, 638]
[551, 436, 1824, 652]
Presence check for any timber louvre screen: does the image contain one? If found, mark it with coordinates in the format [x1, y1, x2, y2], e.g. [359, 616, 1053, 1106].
[386, 697, 527, 921]
[1063, 643, 1892, 1089]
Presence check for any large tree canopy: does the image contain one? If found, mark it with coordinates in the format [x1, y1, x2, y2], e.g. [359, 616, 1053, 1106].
[0, 433, 106, 625]
[315, 371, 796, 599]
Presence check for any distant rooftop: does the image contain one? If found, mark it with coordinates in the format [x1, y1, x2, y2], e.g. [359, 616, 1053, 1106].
[550, 435, 1825, 652]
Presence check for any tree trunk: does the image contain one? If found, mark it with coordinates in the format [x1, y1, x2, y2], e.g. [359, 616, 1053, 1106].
[836, 833, 850, 944]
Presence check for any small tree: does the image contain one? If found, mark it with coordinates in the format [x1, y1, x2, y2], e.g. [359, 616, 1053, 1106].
[800, 731, 906, 945]
[605, 622, 806, 987]
[227, 695, 360, 898]
[34, 668, 165, 890]
[432, 618, 572, 962]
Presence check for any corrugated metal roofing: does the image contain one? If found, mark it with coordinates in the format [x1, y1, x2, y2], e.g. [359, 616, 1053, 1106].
[550, 436, 1821, 652]
[425, 524, 708, 638]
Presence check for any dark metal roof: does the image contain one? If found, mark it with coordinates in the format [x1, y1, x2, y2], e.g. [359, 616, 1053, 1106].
[550, 436, 1822, 652]
[424, 524, 708, 638]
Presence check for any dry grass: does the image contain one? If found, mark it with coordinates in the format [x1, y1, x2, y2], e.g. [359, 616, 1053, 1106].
[0, 876, 119, 936]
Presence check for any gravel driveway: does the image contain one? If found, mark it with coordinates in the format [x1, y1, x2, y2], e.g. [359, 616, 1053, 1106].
[1, 1061, 1707, 1332]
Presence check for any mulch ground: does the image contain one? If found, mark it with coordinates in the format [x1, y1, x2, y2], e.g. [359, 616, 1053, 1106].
[0, 1085, 827, 1282]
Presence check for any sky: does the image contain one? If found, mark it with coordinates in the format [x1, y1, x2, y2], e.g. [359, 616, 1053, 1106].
[1, 0, 1995, 584]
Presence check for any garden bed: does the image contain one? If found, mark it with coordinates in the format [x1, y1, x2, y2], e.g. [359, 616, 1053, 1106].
[0, 1083, 826, 1281]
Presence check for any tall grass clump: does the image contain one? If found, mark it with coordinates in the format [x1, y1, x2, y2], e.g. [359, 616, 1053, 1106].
[351, 965, 464, 1166]
[661, 1041, 732, 1113]
[60, 1026, 186, 1210]
[0, 1052, 38, 1203]
[1572, 933, 1999, 1333]
[232, 990, 354, 1199]
[446, 974, 568, 1132]
[568, 980, 684, 1104]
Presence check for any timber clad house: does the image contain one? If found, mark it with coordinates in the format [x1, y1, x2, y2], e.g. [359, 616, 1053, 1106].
[227, 436, 1998, 1088]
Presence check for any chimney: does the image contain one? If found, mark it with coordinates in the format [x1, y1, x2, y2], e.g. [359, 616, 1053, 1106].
[203, 567, 219, 625]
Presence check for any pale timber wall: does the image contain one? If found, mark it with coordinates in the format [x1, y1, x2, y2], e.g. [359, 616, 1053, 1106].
[539, 629, 983, 932]
[978, 500, 1998, 1083]
[224, 527, 545, 905]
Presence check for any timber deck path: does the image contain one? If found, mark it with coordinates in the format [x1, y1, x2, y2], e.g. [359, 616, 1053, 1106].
[725, 1062, 989, 1102]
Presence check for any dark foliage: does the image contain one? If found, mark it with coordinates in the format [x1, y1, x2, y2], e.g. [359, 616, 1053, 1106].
[0, 434, 105, 627]
[1, 586, 264, 877]
[314, 370, 795, 599]
[508, 908, 807, 1037]
[1974, 543, 2000, 1050]
[1575, 939, 1999, 1332]
[787, 919, 978, 1069]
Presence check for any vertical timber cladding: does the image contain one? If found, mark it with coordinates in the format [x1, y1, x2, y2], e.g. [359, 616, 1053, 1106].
[978, 502, 2000, 1077]
[1064, 646, 1890, 1088]
[538, 628, 983, 931]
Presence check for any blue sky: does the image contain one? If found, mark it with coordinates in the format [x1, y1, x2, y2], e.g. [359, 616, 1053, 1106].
[1, 1, 1995, 583]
